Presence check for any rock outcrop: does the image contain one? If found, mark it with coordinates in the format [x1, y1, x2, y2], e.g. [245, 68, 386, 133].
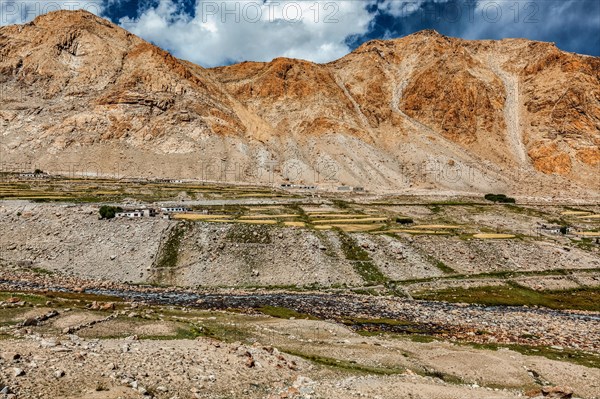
[1, 10, 598, 195]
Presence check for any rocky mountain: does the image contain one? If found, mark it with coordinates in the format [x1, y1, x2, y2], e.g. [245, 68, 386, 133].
[0, 10, 598, 195]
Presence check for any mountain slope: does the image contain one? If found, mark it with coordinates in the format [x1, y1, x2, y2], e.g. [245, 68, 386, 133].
[0, 10, 598, 196]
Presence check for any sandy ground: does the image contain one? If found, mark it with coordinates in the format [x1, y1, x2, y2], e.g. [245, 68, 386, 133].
[1, 301, 598, 399]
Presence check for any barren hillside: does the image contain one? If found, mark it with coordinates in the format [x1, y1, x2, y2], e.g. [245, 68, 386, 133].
[0, 10, 598, 195]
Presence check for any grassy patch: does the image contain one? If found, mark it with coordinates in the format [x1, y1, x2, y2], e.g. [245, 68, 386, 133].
[467, 342, 600, 369]
[155, 222, 187, 270]
[140, 324, 205, 341]
[257, 306, 319, 320]
[282, 349, 406, 375]
[0, 292, 48, 305]
[433, 260, 456, 274]
[340, 317, 446, 337]
[151, 222, 189, 284]
[429, 205, 442, 214]
[331, 200, 351, 210]
[413, 284, 600, 311]
[225, 224, 272, 244]
[337, 230, 388, 285]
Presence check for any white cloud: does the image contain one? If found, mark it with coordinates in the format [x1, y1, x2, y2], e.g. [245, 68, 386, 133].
[377, 0, 455, 18]
[119, 0, 377, 67]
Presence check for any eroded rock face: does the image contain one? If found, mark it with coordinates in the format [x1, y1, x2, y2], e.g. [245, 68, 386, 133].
[1, 10, 598, 194]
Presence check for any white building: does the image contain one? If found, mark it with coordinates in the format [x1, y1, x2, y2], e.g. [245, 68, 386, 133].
[116, 209, 156, 218]
[160, 207, 189, 213]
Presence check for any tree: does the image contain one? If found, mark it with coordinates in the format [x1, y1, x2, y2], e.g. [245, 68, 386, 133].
[484, 193, 516, 204]
[99, 205, 122, 219]
[34, 169, 44, 175]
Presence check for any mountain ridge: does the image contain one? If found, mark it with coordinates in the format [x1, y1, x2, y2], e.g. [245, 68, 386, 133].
[0, 10, 598, 196]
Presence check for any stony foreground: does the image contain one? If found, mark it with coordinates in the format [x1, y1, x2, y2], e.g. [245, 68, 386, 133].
[0, 319, 598, 399]
[0, 283, 599, 399]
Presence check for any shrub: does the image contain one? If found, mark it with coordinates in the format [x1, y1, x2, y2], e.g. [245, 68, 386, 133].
[34, 169, 44, 175]
[484, 193, 516, 204]
[99, 205, 123, 219]
[396, 217, 414, 225]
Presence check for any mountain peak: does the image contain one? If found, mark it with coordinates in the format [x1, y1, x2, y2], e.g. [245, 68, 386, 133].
[409, 29, 443, 37]
[0, 12, 598, 194]
[31, 9, 103, 25]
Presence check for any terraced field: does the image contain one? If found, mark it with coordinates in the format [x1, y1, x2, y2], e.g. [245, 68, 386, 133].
[0, 176, 599, 398]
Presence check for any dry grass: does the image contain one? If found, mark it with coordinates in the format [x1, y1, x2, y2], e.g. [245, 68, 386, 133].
[93, 191, 122, 195]
[304, 209, 339, 214]
[308, 213, 357, 218]
[234, 219, 278, 225]
[411, 224, 462, 229]
[473, 233, 516, 239]
[313, 218, 387, 225]
[234, 193, 277, 198]
[172, 214, 230, 220]
[576, 215, 600, 219]
[561, 211, 592, 216]
[283, 221, 306, 227]
[575, 231, 600, 237]
[239, 214, 298, 219]
[10, 196, 73, 200]
[314, 225, 332, 230]
[381, 229, 450, 235]
[332, 224, 385, 232]
[246, 206, 284, 211]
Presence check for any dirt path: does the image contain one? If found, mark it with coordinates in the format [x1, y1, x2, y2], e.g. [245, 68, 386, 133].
[488, 55, 530, 167]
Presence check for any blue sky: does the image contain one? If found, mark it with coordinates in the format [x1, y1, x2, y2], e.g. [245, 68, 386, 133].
[2, 1, 599, 66]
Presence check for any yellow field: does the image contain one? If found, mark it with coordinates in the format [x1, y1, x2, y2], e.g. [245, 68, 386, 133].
[234, 219, 278, 225]
[234, 193, 278, 198]
[283, 221, 306, 227]
[314, 225, 332, 230]
[576, 215, 600, 219]
[313, 218, 387, 225]
[11, 196, 74, 200]
[561, 211, 592, 216]
[473, 233, 516, 239]
[246, 206, 284, 211]
[411, 225, 461, 229]
[332, 224, 385, 232]
[172, 214, 231, 220]
[93, 191, 122, 195]
[190, 218, 278, 225]
[239, 214, 298, 219]
[381, 229, 450, 235]
[575, 231, 600, 237]
[309, 214, 366, 218]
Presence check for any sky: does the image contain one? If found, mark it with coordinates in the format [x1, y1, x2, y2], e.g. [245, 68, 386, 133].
[1, 0, 599, 67]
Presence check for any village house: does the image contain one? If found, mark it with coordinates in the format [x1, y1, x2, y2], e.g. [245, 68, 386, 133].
[19, 172, 50, 180]
[536, 223, 569, 235]
[280, 184, 317, 190]
[160, 207, 190, 213]
[116, 208, 156, 218]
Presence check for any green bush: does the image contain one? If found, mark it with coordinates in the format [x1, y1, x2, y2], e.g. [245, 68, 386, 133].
[484, 193, 516, 203]
[99, 205, 123, 219]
